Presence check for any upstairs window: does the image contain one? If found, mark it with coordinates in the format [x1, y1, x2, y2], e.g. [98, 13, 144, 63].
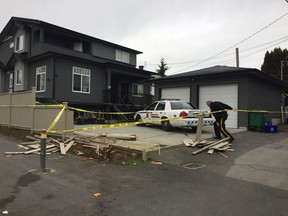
[36, 66, 46, 92]
[72, 67, 90, 93]
[116, 50, 130, 63]
[15, 35, 24, 52]
[132, 83, 143, 97]
[15, 70, 22, 85]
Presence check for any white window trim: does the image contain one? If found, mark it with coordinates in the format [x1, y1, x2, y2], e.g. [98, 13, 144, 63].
[116, 50, 130, 64]
[15, 35, 24, 52]
[72, 66, 91, 94]
[15, 70, 22, 86]
[9, 72, 13, 88]
[36, 66, 46, 92]
[132, 83, 144, 97]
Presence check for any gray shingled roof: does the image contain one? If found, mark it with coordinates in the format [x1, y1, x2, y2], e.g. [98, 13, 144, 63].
[151, 65, 256, 80]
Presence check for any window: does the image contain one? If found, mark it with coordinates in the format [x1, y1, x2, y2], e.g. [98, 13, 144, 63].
[15, 35, 24, 52]
[36, 66, 46, 92]
[15, 70, 22, 85]
[150, 84, 155, 96]
[156, 102, 165, 111]
[132, 83, 143, 97]
[116, 50, 130, 63]
[72, 67, 90, 93]
[9, 73, 13, 88]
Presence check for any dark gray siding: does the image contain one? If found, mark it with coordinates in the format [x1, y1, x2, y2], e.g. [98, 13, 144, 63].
[54, 58, 106, 104]
[247, 75, 282, 119]
[0, 38, 14, 65]
[92, 42, 137, 66]
[28, 57, 54, 97]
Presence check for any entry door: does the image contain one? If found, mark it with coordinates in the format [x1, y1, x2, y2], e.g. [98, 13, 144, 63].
[121, 82, 129, 103]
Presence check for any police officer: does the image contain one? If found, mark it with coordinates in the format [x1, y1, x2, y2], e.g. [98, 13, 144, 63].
[206, 100, 235, 143]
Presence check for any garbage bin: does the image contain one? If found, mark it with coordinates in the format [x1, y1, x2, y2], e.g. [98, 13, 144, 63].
[248, 112, 267, 132]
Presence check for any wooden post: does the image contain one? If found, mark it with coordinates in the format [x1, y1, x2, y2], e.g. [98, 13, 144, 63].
[194, 112, 204, 142]
[62, 102, 68, 141]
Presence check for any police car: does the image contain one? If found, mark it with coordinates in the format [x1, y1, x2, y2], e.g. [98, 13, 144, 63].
[134, 99, 214, 131]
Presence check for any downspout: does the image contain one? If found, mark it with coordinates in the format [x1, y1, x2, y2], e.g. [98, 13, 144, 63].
[52, 57, 56, 100]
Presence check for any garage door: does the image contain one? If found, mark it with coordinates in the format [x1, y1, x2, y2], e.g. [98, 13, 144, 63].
[199, 84, 238, 128]
[161, 87, 190, 101]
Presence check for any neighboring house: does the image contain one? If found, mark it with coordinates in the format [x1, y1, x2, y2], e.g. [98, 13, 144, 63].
[149, 65, 286, 128]
[0, 17, 155, 114]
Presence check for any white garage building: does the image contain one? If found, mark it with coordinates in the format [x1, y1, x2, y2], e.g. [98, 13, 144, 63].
[150, 66, 285, 128]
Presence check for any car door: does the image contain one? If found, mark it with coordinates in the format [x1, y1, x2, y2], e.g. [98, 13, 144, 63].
[149, 101, 166, 124]
[142, 102, 159, 121]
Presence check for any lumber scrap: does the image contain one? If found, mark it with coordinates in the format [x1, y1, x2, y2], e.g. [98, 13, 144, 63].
[101, 133, 137, 140]
[209, 142, 230, 150]
[64, 141, 75, 152]
[4, 151, 25, 155]
[207, 149, 214, 155]
[191, 137, 229, 155]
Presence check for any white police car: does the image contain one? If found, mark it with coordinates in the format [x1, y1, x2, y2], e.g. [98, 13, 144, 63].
[134, 100, 214, 131]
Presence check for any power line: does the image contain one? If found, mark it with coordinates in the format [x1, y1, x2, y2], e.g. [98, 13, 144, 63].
[146, 35, 288, 67]
[172, 11, 288, 73]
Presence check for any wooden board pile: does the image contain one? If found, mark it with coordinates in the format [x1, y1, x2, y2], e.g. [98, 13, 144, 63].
[4, 134, 137, 159]
[4, 135, 77, 156]
[183, 137, 234, 158]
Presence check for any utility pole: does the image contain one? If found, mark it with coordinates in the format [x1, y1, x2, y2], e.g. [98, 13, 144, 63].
[236, 48, 239, 68]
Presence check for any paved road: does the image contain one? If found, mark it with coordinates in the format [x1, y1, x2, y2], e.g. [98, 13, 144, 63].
[0, 127, 288, 216]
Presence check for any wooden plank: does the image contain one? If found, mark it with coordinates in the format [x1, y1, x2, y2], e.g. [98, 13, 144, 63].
[21, 140, 40, 145]
[64, 141, 75, 152]
[26, 144, 41, 149]
[192, 137, 230, 155]
[218, 152, 229, 158]
[210, 142, 230, 149]
[207, 149, 214, 154]
[59, 142, 66, 155]
[25, 136, 40, 141]
[23, 144, 56, 155]
[4, 151, 24, 155]
[183, 138, 193, 147]
[50, 137, 62, 145]
[226, 148, 235, 152]
[17, 144, 30, 150]
[64, 135, 76, 144]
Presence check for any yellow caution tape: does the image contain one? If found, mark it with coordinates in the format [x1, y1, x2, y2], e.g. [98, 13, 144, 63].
[0, 104, 63, 108]
[68, 106, 136, 115]
[48, 116, 184, 134]
[47, 106, 66, 132]
[48, 108, 288, 134]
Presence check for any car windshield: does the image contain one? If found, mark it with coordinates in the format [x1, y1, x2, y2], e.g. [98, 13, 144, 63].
[36, 97, 58, 105]
[171, 102, 197, 110]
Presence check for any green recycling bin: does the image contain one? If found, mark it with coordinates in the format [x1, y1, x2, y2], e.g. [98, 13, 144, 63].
[248, 112, 267, 132]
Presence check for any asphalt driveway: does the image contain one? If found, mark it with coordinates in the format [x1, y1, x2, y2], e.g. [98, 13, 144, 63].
[0, 126, 288, 216]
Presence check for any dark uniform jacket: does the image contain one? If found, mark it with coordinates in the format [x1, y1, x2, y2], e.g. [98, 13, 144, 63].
[210, 101, 233, 121]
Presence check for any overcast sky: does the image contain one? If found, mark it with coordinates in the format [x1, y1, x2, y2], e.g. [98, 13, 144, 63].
[1, 0, 288, 75]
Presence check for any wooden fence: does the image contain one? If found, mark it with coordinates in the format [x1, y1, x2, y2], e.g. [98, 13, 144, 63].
[0, 88, 73, 137]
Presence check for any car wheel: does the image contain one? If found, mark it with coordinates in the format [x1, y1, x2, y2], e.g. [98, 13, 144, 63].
[135, 115, 145, 126]
[161, 118, 172, 131]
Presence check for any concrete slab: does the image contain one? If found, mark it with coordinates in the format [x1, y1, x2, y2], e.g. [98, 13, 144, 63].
[74, 124, 245, 152]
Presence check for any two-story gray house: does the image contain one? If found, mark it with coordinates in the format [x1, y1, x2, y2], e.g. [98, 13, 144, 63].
[0, 17, 155, 116]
